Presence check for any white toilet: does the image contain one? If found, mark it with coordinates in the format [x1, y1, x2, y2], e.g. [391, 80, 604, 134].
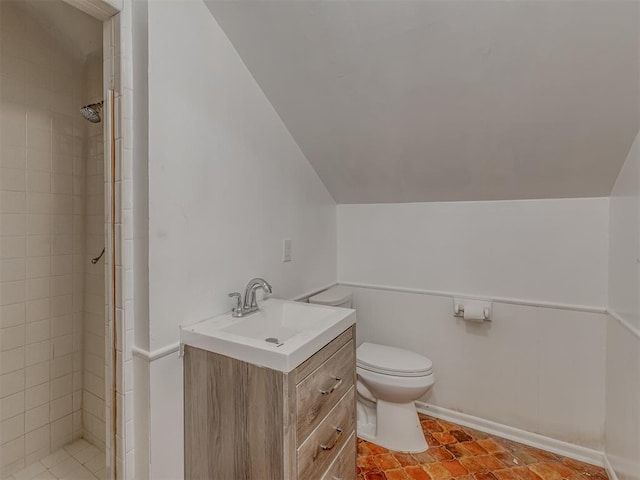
[309, 287, 435, 453]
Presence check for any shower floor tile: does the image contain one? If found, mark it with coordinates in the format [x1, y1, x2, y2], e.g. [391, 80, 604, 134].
[357, 414, 609, 480]
[6, 440, 105, 480]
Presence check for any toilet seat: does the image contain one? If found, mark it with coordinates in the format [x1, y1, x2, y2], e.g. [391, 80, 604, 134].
[357, 342, 433, 377]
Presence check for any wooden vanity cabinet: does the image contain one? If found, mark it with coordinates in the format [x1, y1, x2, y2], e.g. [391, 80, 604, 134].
[184, 326, 357, 480]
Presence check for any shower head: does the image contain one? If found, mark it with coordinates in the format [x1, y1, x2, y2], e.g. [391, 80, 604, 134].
[80, 101, 103, 123]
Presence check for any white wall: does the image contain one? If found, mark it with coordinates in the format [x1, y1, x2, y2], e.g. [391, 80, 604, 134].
[338, 198, 610, 449]
[351, 286, 606, 450]
[338, 198, 609, 308]
[606, 130, 640, 480]
[145, 1, 336, 478]
[608, 132, 640, 331]
[131, 0, 150, 478]
[147, 1, 336, 351]
[136, 2, 628, 476]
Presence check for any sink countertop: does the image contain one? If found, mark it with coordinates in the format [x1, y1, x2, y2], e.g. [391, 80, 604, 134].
[180, 298, 356, 372]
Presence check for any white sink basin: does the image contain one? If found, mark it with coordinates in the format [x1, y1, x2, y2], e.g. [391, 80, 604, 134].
[180, 298, 356, 372]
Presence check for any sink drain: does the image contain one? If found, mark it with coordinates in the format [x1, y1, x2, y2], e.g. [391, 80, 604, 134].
[265, 337, 284, 347]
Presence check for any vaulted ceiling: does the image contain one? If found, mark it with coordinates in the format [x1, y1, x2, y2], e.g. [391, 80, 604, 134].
[205, 1, 639, 203]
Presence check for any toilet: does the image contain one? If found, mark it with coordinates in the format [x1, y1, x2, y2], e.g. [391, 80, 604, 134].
[309, 287, 435, 453]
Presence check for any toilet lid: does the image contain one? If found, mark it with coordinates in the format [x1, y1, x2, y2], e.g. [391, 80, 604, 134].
[357, 343, 433, 377]
[309, 286, 353, 306]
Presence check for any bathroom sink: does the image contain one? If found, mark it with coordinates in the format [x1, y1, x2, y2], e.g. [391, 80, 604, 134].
[180, 298, 356, 372]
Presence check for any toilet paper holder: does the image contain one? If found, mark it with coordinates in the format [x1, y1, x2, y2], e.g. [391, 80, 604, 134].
[453, 298, 492, 322]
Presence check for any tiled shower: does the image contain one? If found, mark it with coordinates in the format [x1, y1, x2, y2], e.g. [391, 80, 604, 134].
[0, 1, 106, 477]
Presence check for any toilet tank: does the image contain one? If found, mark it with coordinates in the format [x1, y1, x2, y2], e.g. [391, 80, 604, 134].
[308, 286, 353, 308]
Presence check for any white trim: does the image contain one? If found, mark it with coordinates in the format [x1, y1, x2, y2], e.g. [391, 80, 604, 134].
[61, 0, 119, 20]
[603, 454, 620, 480]
[132, 343, 180, 362]
[291, 282, 338, 302]
[416, 402, 605, 467]
[607, 310, 640, 340]
[339, 281, 607, 314]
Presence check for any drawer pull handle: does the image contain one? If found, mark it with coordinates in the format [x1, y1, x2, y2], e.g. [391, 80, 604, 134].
[320, 427, 343, 451]
[319, 377, 342, 395]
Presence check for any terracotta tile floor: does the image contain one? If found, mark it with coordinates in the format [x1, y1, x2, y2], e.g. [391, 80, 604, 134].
[357, 414, 609, 480]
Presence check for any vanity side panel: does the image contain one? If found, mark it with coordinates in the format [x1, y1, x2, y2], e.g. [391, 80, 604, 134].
[284, 372, 298, 479]
[245, 355, 285, 478]
[184, 346, 211, 479]
[184, 346, 285, 479]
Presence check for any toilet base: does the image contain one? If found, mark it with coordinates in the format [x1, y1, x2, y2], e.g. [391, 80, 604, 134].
[357, 399, 428, 453]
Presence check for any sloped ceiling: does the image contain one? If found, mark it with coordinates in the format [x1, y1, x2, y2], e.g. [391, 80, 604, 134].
[205, 1, 639, 203]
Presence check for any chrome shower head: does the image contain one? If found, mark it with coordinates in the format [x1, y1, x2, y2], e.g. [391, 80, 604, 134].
[80, 101, 103, 123]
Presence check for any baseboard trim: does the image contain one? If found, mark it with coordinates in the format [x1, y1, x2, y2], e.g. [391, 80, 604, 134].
[416, 402, 605, 467]
[603, 454, 620, 480]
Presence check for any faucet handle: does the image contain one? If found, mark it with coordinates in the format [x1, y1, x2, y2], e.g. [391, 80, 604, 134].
[228, 292, 242, 316]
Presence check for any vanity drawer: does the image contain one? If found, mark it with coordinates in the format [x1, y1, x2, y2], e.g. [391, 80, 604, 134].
[321, 432, 356, 480]
[296, 340, 355, 443]
[297, 387, 356, 480]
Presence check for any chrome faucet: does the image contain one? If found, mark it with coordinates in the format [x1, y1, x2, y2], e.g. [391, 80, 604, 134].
[228, 278, 273, 318]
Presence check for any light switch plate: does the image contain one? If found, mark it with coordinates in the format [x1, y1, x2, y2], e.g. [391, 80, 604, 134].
[283, 239, 292, 262]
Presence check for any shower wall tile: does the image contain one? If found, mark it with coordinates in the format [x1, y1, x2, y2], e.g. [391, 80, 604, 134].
[25, 342, 48, 366]
[0, 325, 25, 350]
[25, 403, 49, 433]
[25, 384, 49, 411]
[82, 48, 106, 453]
[25, 424, 49, 458]
[25, 298, 48, 323]
[0, 369, 25, 398]
[0, 392, 24, 422]
[0, 303, 25, 329]
[0, 348, 24, 374]
[0, 2, 93, 475]
[25, 362, 49, 389]
[0, 413, 25, 445]
[27, 256, 50, 278]
[0, 280, 26, 305]
[1, 169, 26, 192]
